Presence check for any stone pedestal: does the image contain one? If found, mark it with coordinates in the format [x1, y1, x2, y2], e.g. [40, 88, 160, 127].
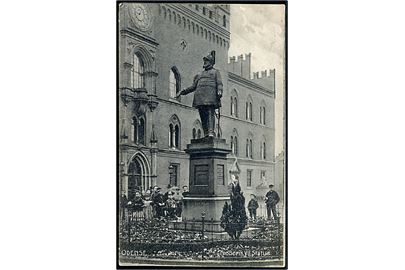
[182, 196, 230, 222]
[182, 137, 231, 225]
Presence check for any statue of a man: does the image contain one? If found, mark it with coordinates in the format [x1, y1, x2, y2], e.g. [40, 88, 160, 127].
[176, 51, 223, 137]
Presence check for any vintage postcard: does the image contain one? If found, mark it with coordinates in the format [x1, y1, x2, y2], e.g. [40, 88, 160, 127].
[117, 1, 287, 268]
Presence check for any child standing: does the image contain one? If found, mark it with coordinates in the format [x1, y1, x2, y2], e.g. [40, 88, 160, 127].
[247, 194, 259, 221]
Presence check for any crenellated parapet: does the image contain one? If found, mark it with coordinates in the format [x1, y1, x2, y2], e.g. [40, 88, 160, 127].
[227, 53, 252, 79]
[252, 69, 276, 93]
[227, 53, 276, 93]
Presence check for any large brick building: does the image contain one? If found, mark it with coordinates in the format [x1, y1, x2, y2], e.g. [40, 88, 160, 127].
[118, 3, 276, 204]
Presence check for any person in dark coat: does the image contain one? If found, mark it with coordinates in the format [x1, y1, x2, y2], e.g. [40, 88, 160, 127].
[165, 192, 177, 219]
[131, 191, 145, 220]
[176, 51, 223, 137]
[163, 184, 172, 202]
[119, 192, 128, 222]
[152, 187, 165, 219]
[247, 194, 259, 220]
[265, 184, 280, 222]
[132, 191, 144, 212]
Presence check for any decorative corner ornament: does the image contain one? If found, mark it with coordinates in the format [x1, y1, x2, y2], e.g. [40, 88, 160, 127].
[128, 3, 153, 32]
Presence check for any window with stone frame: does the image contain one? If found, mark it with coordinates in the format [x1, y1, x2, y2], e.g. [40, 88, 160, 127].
[246, 96, 253, 121]
[169, 115, 181, 149]
[246, 138, 249, 158]
[234, 97, 238, 117]
[262, 106, 266, 125]
[131, 116, 145, 145]
[263, 141, 266, 159]
[231, 97, 234, 116]
[138, 118, 145, 145]
[169, 163, 179, 187]
[231, 136, 234, 153]
[132, 53, 145, 89]
[247, 169, 252, 187]
[192, 119, 202, 140]
[231, 89, 238, 118]
[131, 118, 137, 143]
[249, 139, 253, 158]
[233, 136, 238, 155]
[169, 67, 181, 99]
[260, 101, 266, 125]
[249, 102, 253, 121]
[231, 128, 239, 156]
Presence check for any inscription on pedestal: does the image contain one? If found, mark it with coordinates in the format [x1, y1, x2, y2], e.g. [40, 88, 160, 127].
[194, 164, 209, 186]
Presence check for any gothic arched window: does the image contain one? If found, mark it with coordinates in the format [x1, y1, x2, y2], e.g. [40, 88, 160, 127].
[131, 118, 137, 143]
[246, 96, 253, 121]
[169, 115, 181, 149]
[231, 97, 234, 116]
[263, 107, 266, 125]
[138, 118, 145, 145]
[133, 53, 145, 89]
[246, 138, 249, 158]
[249, 139, 253, 158]
[231, 89, 238, 118]
[246, 133, 253, 158]
[260, 137, 267, 160]
[132, 116, 145, 145]
[231, 129, 239, 156]
[260, 101, 266, 125]
[234, 136, 238, 155]
[263, 142, 266, 160]
[231, 136, 234, 153]
[192, 119, 202, 140]
[169, 67, 181, 98]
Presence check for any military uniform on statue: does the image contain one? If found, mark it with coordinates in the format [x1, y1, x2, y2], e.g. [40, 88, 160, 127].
[168, 51, 231, 232]
[177, 51, 223, 137]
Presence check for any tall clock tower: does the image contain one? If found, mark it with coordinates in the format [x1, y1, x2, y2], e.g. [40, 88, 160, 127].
[118, 3, 159, 198]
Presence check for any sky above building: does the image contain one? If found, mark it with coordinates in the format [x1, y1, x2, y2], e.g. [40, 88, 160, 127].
[229, 4, 285, 156]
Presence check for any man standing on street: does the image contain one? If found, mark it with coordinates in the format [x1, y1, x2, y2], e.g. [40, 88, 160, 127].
[265, 184, 280, 222]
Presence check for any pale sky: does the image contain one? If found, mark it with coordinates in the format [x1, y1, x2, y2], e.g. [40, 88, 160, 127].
[229, 4, 285, 156]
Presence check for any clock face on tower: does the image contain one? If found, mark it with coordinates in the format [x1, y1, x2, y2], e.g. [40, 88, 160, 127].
[129, 4, 152, 32]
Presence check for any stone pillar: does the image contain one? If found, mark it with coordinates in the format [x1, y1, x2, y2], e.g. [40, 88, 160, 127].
[182, 137, 231, 223]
